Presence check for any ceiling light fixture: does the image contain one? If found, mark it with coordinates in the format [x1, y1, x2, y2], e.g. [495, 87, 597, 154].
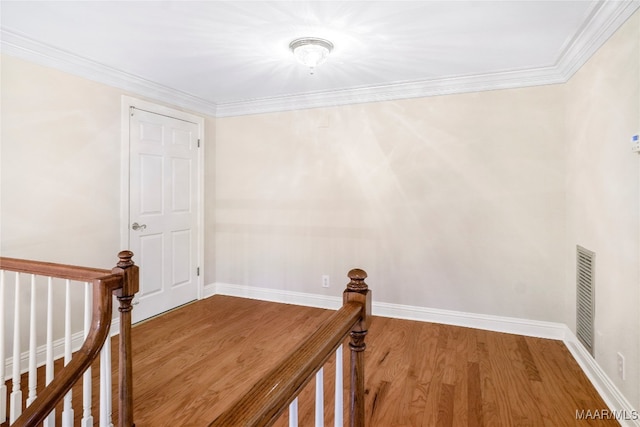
[289, 37, 333, 74]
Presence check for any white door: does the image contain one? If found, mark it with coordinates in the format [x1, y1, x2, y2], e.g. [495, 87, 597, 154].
[128, 107, 200, 323]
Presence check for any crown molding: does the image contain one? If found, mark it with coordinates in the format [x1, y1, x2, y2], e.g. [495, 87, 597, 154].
[214, 66, 565, 117]
[1, 0, 638, 118]
[0, 29, 218, 117]
[556, 0, 640, 81]
[215, 0, 640, 117]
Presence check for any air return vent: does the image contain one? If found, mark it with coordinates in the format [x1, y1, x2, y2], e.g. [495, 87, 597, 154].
[576, 245, 595, 356]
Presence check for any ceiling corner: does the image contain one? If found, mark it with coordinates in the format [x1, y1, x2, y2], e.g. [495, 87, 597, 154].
[0, 29, 218, 117]
[554, 0, 640, 81]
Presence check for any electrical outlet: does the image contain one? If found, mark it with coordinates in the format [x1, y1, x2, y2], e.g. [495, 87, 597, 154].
[617, 352, 626, 380]
[322, 275, 330, 288]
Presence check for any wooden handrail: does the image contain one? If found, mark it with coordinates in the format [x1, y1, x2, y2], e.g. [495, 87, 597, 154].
[209, 268, 372, 427]
[0, 250, 139, 427]
[208, 302, 362, 427]
[0, 257, 111, 281]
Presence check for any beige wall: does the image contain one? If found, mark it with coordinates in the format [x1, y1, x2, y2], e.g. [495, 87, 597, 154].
[565, 11, 640, 409]
[216, 85, 567, 321]
[1, 54, 123, 266]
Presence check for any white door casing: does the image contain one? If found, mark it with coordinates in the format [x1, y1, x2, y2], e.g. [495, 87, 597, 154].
[121, 96, 204, 324]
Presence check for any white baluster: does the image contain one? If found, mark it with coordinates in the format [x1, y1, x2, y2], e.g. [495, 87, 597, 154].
[62, 279, 74, 426]
[100, 334, 113, 427]
[289, 397, 299, 427]
[0, 270, 7, 422]
[43, 277, 55, 427]
[315, 367, 324, 427]
[334, 344, 343, 427]
[27, 274, 37, 406]
[10, 272, 22, 424]
[82, 282, 94, 426]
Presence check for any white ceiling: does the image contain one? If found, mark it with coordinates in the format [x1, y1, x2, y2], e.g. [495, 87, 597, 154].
[1, 1, 638, 117]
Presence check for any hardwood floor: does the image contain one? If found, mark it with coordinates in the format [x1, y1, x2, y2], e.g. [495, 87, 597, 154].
[130, 296, 618, 426]
[4, 295, 619, 426]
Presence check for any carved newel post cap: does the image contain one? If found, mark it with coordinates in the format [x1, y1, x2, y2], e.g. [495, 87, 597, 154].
[117, 250, 135, 269]
[347, 268, 368, 292]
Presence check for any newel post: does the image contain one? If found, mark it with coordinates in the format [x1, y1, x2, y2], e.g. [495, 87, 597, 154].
[112, 250, 139, 427]
[344, 268, 371, 427]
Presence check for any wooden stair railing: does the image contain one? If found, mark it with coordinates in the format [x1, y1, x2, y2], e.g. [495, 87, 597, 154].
[0, 250, 139, 427]
[208, 268, 372, 427]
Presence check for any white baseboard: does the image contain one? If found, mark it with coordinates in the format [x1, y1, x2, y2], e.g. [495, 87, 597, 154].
[4, 316, 122, 377]
[209, 281, 639, 426]
[372, 300, 569, 340]
[4, 330, 85, 377]
[563, 331, 640, 427]
[203, 282, 217, 299]
[213, 282, 341, 310]
[211, 282, 566, 338]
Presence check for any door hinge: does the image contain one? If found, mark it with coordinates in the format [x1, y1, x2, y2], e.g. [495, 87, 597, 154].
[197, 139, 201, 148]
[197, 267, 200, 276]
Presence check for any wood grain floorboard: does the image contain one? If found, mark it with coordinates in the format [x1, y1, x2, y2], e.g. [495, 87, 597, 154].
[2, 296, 620, 426]
[467, 361, 484, 427]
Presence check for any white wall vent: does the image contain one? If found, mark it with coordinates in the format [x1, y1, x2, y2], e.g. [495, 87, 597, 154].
[576, 245, 595, 356]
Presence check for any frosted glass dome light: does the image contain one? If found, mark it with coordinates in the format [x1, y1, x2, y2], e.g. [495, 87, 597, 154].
[289, 37, 334, 72]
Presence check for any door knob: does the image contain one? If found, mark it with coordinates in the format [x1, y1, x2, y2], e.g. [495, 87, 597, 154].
[131, 222, 147, 231]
